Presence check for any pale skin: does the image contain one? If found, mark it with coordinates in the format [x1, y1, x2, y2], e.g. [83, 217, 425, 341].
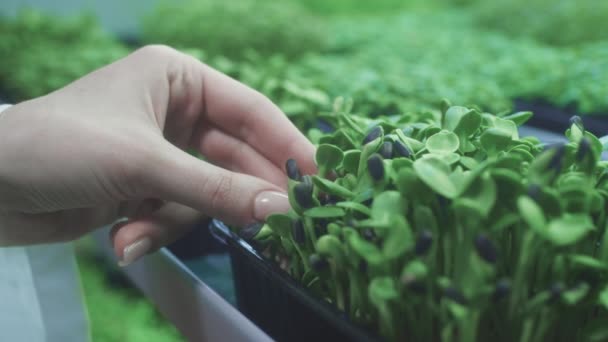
[0, 45, 316, 266]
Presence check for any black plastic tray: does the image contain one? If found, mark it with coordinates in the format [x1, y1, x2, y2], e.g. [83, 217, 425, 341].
[514, 99, 608, 137]
[209, 220, 381, 342]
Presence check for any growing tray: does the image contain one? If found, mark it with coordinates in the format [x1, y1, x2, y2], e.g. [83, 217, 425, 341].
[514, 99, 608, 137]
[210, 219, 380, 342]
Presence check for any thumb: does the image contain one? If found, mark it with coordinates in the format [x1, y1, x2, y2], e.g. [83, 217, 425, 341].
[141, 142, 291, 226]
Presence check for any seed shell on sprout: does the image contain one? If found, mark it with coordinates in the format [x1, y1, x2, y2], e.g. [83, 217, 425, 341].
[309, 254, 329, 272]
[239, 222, 264, 241]
[358, 260, 368, 273]
[379, 141, 393, 159]
[362, 126, 383, 145]
[569, 115, 584, 130]
[414, 229, 433, 256]
[527, 183, 542, 201]
[362, 228, 376, 241]
[547, 144, 566, 172]
[444, 287, 467, 305]
[302, 175, 313, 186]
[294, 182, 314, 209]
[576, 137, 591, 161]
[285, 158, 301, 181]
[292, 219, 306, 245]
[550, 282, 564, 302]
[474, 233, 498, 264]
[393, 140, 412, 158]
[493, 279, 511, 301]
[367, 153, 385, 181]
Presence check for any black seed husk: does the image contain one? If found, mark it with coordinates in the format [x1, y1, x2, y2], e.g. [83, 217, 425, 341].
[444, 287, 467, 305]
[318, 192, 331, 206]
[294, 182, 314, 209]
[302, 175, 313, 186]
[358, 260, 368, 273]
[315, 223, 328, 237]
[415, 229, 433, 256]
[474, 234, 498, 263]
[550, 282, 564, 302]
[569, 115, 584, 130]
[407, 281, 427, 295]
[362, 228, 376, 241]
[379, 141, 393, 159]
[309, 254, 329, 272]
[362, 126, 383, 145]
[393, 140, 412, 158]
[527, 183, 542, 201]
[367, 153, 385, 181]
[292, 219, 305, 245]
[493, 279, 511, 301]
[576, 137, 591, 162]
[239, 223, 263, 241]
[547, 144, 566, 172]
[285, 158, 301, 181]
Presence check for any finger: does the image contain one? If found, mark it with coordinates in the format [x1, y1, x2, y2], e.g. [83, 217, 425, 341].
[196, 126, 287, 188]
[141, 141, 292, 227]
[110, 202, 205, 266]
[193, 63, 317, 175]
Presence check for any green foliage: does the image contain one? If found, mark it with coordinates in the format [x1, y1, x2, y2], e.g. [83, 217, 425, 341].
[473, 0, 608, 47]
[0, 9, 129, 101]
[75, 246, 184, 342]
[142, 0, 327, 60]
[244, 103, 608, 342]
[294, 0, 435, 16]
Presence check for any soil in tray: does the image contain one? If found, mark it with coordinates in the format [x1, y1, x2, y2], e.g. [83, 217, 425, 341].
[514, 98, 608, 137]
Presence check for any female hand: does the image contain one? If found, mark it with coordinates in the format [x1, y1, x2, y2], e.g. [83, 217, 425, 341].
[0, 45, 316, 265]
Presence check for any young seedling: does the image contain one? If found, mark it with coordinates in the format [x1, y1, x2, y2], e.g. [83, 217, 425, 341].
[241, 104, 608, 342]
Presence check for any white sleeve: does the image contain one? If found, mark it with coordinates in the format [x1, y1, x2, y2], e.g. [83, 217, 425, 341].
[0, 103, 91, 342]
[0, 104, 11, 114]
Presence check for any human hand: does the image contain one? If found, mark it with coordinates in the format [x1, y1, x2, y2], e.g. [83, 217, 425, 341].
[0, 45, 316, 265]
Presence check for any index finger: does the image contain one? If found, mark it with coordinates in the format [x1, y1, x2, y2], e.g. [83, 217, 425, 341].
[193, 62, 317, 175]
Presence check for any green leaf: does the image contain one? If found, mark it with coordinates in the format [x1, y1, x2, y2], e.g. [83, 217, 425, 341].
[315, 144, 344, 171]
[369, 277, 399, 306]
[266, 213, 293, 238]
[502, 111, 533, 126]
[493, 117, 519, 139]
[312, 176, 354, 199]
[382, 215, 413, 259]
[460, 156, 479, 170]
[426, 130, 460, 154]
[444, 106, 481, 137]
[371, 191, 405, 224]
[303, 206, 346, 218]
[517, 196, 547, 236]
[401, 260, 428, 280]
[460, 173, 496, 217]
[316, 235, 346, 266]
[413, 157, 458, 198]
[414, 206, 438, 232]
[599, 285, 608, 309]
[562, 283, 590, 305]
[480, 128, 512, 155]
[347, 232, 383, 265]
[336, 201, 371, 216]
[568, 255, 607, 270]
[342, 150, 361, 175]
[546, 214, 594, 246]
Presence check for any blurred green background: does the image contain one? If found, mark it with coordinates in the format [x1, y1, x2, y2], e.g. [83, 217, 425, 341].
[1, 0, 607, 341]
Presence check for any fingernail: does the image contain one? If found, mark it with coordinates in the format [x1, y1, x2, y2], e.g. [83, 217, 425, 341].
[254, 191, 291, 221]
[118, 237, 152, 267]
